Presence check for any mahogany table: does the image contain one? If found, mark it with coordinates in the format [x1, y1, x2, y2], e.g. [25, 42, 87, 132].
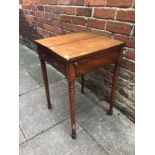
[34, 32, 125, 139]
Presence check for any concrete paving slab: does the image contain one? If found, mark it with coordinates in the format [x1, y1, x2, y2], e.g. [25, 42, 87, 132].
[19, 80, 94, 140]
[27, 63, 64, 86]
[19, 44, 64, 86]
[19, 45, 39, 70]
[19, 69, 40, 95]
[19, 120, 108, 155]
[77, 105, 135, 155]
[19, 127, 26, 144]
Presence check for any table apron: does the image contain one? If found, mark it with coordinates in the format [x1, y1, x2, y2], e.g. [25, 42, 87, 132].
[75, 50, 120, 76]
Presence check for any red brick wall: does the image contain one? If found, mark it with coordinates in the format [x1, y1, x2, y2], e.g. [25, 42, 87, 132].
[19, 0, 135, 121]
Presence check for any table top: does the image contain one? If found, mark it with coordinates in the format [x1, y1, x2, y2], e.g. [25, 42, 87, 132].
[35, 32, 124, 61]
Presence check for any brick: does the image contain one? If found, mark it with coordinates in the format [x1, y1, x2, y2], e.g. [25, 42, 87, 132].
[20, 0, 29, 4]
[117, 76, 133, 94]
[72, 17, 86, 25]
[50, 13, 60, 20]
[106, 0, 133, 7]
[76, 26, 91, 32]
[48, 0, 57, 5]
[87, 19, 106, 30]
[25, 15, 34, 21]
[117, 76, 135, 92]
[119, 87, 129, 98]
[116, 10, 135, 22]
[60, 15, 72, 23]
[60, 15, 86, 25]
[43, 24, 63, 35]
[91, 29, 112, 37]
[52, 6, 63, 14]
[57, 0, 84, 5]
[94, 8, 115, 19]
[57, 0, 71, 5]
[37, 22, 43, 28]
[114, 34, 135, 48]
[44, 6, 51, 12]
[25, 4, 32, 10]
[119, 67, 135, 81]
[55, 21, 66, 29]
[43, 24, 53, 31]
[51, 20, 63, 28]
[19, 8, 23, 14]
[42, 29, 50, 36]
[85, 0, 105, 6]
[46, 19, 51, 25]
[70, 0, 85, 5]
[60, 22, 77, 32]
[38, 18, 47, 24]
[121, 58, 135, 72]
[23, 10, 29, 15]
[54, 27, 65, 35]
[126, 49, 135, 60]
[37, 5, 44, 11]
[35, 11, 43, 18]
[22, 4, 28, 9]
[33, 16, 38, 22]
[62, 7, 76, 15]
[20, 12, 25, 18]
[42, 12, 50, 19]
[30, 0, 40, 4]
[106, 21, 132, 35]
[31, 5, 37, 11]
[29, 10, 35, 16]
[76, 8, 92, 17]
[41, 0, 50, 4]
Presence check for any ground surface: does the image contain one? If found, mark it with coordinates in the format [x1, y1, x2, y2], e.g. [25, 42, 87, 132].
[19, 44, 134, 155]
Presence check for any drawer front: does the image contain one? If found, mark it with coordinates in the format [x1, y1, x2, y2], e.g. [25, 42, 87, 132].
[75, 50, 120, 76]
[38, 50, 66, 75]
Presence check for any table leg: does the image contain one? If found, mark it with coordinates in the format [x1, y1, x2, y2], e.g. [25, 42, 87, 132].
[81, 74, 84, 94]
[68, 80, 76, 139]
[39, 57, 52, 109]
[108, 64, 119, 115]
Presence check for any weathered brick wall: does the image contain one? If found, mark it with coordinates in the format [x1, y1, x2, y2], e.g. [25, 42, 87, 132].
[19, 0, 135, 121]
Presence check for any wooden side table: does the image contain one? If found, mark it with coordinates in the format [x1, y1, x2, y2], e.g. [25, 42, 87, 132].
[34, 32, 125, 139]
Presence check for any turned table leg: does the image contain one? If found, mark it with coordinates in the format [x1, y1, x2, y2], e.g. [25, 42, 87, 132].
[68, 80, 76, 139]
[39, 57, 52, 109]
[108, 64, 119, 115]
[81, 74, 84, 94]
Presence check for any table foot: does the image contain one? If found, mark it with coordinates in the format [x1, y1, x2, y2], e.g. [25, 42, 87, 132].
[107, 109, 113, 115]
[71, 131, 76, 139]
[47, 103, 52, 109]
